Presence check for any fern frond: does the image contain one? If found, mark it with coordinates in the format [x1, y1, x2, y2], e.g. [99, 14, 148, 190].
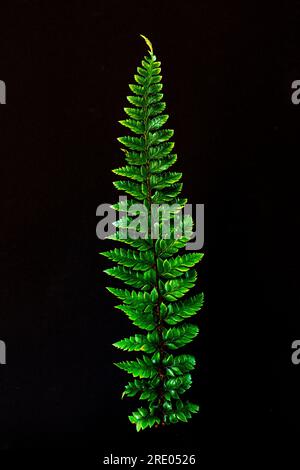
[102, 34, 204, 431]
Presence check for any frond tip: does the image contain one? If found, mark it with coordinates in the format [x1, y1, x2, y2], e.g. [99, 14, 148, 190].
[140, 34, 153, 53]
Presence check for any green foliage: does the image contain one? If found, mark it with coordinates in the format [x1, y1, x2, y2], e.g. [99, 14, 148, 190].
[101, 35, 204, 431]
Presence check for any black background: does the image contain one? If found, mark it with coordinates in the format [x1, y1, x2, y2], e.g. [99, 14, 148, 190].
[1, 0, 300, 465]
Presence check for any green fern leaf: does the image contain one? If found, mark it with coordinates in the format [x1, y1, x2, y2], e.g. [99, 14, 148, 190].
[104, 266, 155, 290]
[165, 293, 205, 325]
[115, 356, 157, 378]
[102, 35, 204, 431]
[163, 324, 199, 350]
[115, 304, 156, 331]
[101, 248, 154, 271]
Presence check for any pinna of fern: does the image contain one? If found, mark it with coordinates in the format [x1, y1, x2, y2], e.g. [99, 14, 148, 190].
[101, 35, 204, 431]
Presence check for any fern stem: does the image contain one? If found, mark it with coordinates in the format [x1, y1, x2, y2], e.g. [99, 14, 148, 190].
[143, 65, 166, 426]
[153, 254, 167, 426]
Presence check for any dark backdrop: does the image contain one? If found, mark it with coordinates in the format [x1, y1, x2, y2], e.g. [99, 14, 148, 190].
[0, 0, 300, 465]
